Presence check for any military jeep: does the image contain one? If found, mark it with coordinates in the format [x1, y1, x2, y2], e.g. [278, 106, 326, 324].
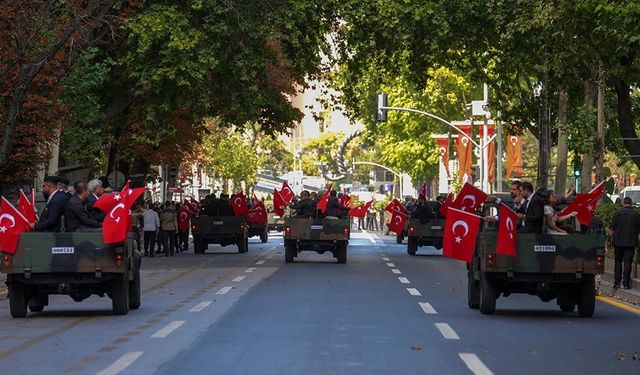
[467, 204, 606, 317]
[192, 215, 249, 254]
[2, 232, 141, 317]
[406, 218, 445, 255]
[283, 217, 350, 263]
[248, 222, 268, 243]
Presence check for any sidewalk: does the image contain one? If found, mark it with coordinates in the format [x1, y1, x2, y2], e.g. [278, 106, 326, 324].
[598, 258, 640, 305]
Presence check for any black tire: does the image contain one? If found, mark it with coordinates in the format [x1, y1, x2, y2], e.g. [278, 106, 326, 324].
[238, 236, 249, 253]
[285, 242, 295, 263]
[560, 303, 575, 312]
[129, 267, 141, 310]
[28, 294, 47, 313]
[336, 242, 347, 264]
[577, 276, 596, 317]
[111, 273, 130, 315]
[194, 237, 205, 254]
[467, 273, 480, 309]
[261, 228, 268, 243]
[396, 233, 403, 244]
[29, 305, 44, 312]
[407, 237, 418, 256]
[479, 271, 497, 315]
[9, 284, 27, 318]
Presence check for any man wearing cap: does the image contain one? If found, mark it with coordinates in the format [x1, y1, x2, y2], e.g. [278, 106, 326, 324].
[34, 176, 70, 232]
[87, 178, 106, 222]
[57, 176, 73, 198]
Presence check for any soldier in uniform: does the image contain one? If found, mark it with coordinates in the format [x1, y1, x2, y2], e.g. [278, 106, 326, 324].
[34, 176, 70, 232]
[412, 195, 434, 225]
[64, 182, 101, 232]
[325, 190, 341, 218]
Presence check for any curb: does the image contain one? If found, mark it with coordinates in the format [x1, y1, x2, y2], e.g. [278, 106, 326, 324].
[598, 279, 640, 306]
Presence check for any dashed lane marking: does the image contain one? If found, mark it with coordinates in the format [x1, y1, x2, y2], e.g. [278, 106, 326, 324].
[382, 257, 390, 261]
[391, 269, 402, 274]
[407, 288, 421, 296]
[361, 230, 377, 244]
[459, 353, 494, 375]
[245, 267, 257, 273]
[435, 323, 459, 340]
[419, 302, 437, 314]
[216, 286, 233, 295]
[95, 351, 144, 375]
[151, 321, 185, 338]
[256, 260, 266, 265]
[189, 301, 212, 313]
[232, 276, 246, 282]
[386, 263, 395, 267]
[398, 277, 410, 284]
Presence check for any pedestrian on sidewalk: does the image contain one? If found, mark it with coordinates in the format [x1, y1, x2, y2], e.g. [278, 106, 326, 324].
[160, 202, 178, 257]
[608, 197, 640, 289]
[142, 203, 160, 257]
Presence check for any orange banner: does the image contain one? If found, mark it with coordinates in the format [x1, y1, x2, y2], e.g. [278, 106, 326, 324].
[506, 131, 523, 178]
[436, 138, 450, 177]
[456, 125, 473, 179]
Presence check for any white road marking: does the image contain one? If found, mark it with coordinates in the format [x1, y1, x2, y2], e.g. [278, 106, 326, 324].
[391, 269, 402, 274]
[189, 301, 212, 313]
[398, 277, 410, 284]
[459, 353, 494, 375]
[232, 276, 246, 282]
[216, 286, 233, 295]
[419, 302, 437, 314]
[435, 323, 460, 340]
[245, 267, 256, 273]
[151, 321, 185, 338]
[407, 288, 421, 296]
[386, 263, 395, 267]
[96, 351, 143, 375]
[362, 230, 376, 244]
[382, 257, 390, 261]
[256, 260, 266, 265]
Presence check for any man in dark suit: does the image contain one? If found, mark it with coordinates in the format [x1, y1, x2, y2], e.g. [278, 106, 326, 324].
[87, 178, 106, 222]
[65, 182, 101, 232]
[412, 195, 433, 224]
[292, 191, 314, 218]
[34, 176, 70, 232]
[520, 182, 544, 233]
[325, 190, 341, 217]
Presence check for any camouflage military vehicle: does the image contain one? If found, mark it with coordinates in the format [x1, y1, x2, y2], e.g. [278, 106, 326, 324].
[283, 217, 350, 263]
[2, 232, 141, 318]
[248, 222, 268, 243]
[192, 215, 248, 254]
[406, 218, 445, 255]
[267, 213, 285, 232]
[467, 205, 606, 317]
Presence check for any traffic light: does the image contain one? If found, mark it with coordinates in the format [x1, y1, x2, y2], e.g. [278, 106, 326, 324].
[573, 159, 582, 177]
[376, 93, 388, 122]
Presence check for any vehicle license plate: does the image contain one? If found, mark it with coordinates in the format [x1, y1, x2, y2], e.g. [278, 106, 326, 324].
[52, 247, 74, 254]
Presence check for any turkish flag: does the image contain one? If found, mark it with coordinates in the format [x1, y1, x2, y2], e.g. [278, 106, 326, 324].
[0, 197, 32, 254]
[439, 193, 453, 217]
[231, 192, 249, 216]
[506, 130, 523, 178]
[385, 199, 406, 214]
[178, 205, 191, 231]
[94, 182, 130, 213]
[456, 125, 473, 179]
[273, 189, 287, 216]
[280, 181, 295, 203]
[339, 194, 352, 208]
[418, 183, 427, 199]
[559, 181, 606, 226]
[316, 183, 333, 214]
[18, 190, 37, 224]
[442, 207, 481, 263]
[487, 125, 496, 182]
[450, 183, 488, 212]
[348, 200, 373, 218]
[436, 138, 450, 177]
[247, 196, 268, 224]
[496, 204, 518, 256]
[388, 211, 408, 234]
[99, 186, 145, 244]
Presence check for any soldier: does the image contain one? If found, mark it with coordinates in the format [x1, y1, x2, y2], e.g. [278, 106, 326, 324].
[292, 191, 314, 218]
[64, 181, 101, 232]
[33, 176, 69, 232]
[325, 190, 341, 218]
[87, 178, 106, 222]
[217, 194, 235, 216]
[412, 195, 434, 225]
[608, 196, 640, 289]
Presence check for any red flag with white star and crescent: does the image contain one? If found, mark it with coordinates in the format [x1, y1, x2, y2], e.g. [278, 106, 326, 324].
[98, 185, 145, 244]
[387, 210, 408, 234]
[442, 207, 481, 263]
[273, 188, 287, 216]
[0, 196, 32, 254]
[450, 183, 488, 212]
[559, 181, 606, 226]
[280, 181, 296, 203]
[496, 204, 518, 257]
[231, 192, 249, 217]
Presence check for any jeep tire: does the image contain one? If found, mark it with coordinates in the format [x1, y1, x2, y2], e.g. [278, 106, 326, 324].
[467, 273, 480, 309]
[407, 237, 418, 256]
[479, 271, 497, 315]
[260, 228, 268, 243]
[129, 267, 141, 310]
[111, 273, 130, 315]
[285, 242, 295, 263]
[9, 284, 27, 318]
[336, 242, 347, 264]
[577, 275, 596, 318]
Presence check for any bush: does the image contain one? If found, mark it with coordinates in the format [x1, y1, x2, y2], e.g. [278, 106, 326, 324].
[594, 203, 621, 229]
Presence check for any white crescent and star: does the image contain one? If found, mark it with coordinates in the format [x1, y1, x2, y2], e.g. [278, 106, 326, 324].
[460, 195, 477, 211]
[451, 220, 469, 244]
[109, 203, 125, 224]
[510, 136, 519, 146]
[506, 217, 514, 240]
[0, 213, 16, 230]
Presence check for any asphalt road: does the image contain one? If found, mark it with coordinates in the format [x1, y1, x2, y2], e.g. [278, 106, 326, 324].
[0, 230, 639, 375]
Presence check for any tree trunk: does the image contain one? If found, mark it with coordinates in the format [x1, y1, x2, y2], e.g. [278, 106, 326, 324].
[555, 89, 569, 193]
[595, 68, 606, 183]
[536, 72, 551, 188]
[614, 79, 640, 171]
[581, 71, 597, 191]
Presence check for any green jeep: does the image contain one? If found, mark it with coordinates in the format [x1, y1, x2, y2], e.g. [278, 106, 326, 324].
[192, 215, 249, 254]
[2, 232, 141, 317]
[467, 204, 606, 317]
[406, 218, 445, 255]
[248, 222, 269, 243]
[283, 217, 350, 263]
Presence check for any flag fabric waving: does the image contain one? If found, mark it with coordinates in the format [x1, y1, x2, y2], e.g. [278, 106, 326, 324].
[386, 199, 406, 214]
[18, 190, 37, 224]
[436, 137, 450, 177]
[0, 197, 32, 254]
[442, 207, 481, 263]
[94, 182, 130, 213]
[456, 125, 473, 178]
[496, 204, 518, 257]
[316, 183, 333, 214]
[348, 200, 373, 218]
[178, 204, 191, 232]
[439, 193, 453, 217]
[339, 194, 352, 208]
[388, 210, 408, 234]
[450, 183, 488, 212]
[247, 196, 268, 224]
[98, 185, 145, 244]
[418, 183, 427, 198]
[506, 130, 523, 178]
[280, 181, 296, 203]
[231, 192, 249, 217]
[559, 181, 606, 226]
[273, 188, 287, 216]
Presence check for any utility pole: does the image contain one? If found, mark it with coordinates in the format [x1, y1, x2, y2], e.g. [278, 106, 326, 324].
[482, 83, 490, 192]
[496, 110, 503, 190]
